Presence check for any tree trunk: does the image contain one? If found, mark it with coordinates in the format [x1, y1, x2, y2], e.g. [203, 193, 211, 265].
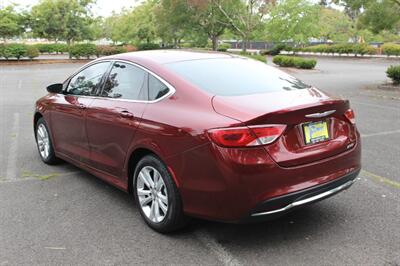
[212, 35, 218, 51]
[242, 38, 248, 53]
[67, 39, 72, 59]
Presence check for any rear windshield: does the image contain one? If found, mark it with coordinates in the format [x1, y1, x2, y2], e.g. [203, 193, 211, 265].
[165, 57, 310, 96]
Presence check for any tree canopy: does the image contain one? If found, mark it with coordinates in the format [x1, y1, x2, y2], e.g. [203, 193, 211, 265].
[0, 0, 399, 49]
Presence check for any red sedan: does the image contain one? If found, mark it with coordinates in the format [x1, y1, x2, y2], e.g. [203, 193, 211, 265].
[34, 50, 361, 232]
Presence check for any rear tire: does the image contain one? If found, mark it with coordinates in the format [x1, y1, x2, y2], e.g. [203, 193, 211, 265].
[133, 155, 188, 233]
[35, 118, 60, 165]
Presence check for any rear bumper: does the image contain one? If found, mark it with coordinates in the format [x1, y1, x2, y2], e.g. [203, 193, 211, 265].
[167, 132, 361, 222]
[241, 169, 360, 222]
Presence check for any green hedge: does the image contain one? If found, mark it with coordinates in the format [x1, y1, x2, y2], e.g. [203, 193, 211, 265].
[34, 43, 68, 54]
[261, 44, 292, 56]
[0, 43, 40, 60]
[217, 43, 231, 52]
[381, 43, 400, 56]
[297, 44, 377, 55]
[69, 43, 96, 59]
[137, 43, 160, 50]
[273, 55, 317, 69]
[95, 45, 137, 57]
[26, 46, 40, 60]
[387, 65, 400, 84]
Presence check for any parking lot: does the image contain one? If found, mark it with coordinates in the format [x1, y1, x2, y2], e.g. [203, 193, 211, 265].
[0, 57, 399, 265]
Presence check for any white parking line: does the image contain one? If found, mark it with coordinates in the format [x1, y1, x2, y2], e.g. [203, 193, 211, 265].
[6, 113, 20, 181]
[361, 129, 400, 138]
[195, 230, 242, 266]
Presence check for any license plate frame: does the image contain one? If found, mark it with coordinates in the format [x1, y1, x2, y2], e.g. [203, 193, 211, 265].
[302, 120, 330, 145]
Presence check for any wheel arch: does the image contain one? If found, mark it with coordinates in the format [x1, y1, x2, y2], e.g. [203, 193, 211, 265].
[127, 148, 159, 194]
[126, 147, 181, 194]
[33, 112, 43, 136]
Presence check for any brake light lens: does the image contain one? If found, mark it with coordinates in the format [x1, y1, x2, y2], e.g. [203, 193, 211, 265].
[207, 125, 286, 147]
[344, 109, 355, 124]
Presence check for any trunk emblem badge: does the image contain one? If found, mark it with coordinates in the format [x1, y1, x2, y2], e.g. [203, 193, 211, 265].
[305, 110, 336, 118]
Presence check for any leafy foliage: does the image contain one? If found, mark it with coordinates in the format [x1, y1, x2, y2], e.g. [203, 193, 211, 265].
[69, 43, 96, 59]
[386, 65, 400, 84]
[0, 43, 28, 60]
[137, 43, 161, 50]
[34, 43, 68, 54]
[26, 46, 40, 60]
[273, 55, 317, 69]
[217, 43, 231, 51]
[30, 0, 95, 43]
[297, 43, 377, 55]
[266, 0, 320, 45]
[381, 43, 400, 56]
[0, 5, 26, 40]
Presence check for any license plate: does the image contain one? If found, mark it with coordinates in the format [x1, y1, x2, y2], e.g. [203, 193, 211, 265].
[303, 121, 329, 145]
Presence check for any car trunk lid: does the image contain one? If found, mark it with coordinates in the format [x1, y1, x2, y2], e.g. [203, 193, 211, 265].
[212, 88, 357, 167]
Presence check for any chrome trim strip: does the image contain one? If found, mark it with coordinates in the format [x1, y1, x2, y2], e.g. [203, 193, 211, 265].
[305, 110, 336, 118]
[251, 179, 356, 217]
[60, 59, 176, 104]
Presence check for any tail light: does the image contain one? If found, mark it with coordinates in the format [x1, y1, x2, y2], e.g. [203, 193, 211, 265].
[344, 109, 355, 124]
[207, 125, 286, 148]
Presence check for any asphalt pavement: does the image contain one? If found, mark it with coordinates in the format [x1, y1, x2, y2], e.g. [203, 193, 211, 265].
[0, 57, 399, 265]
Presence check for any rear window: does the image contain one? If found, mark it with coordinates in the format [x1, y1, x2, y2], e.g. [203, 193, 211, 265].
[165, 58, 310, 96]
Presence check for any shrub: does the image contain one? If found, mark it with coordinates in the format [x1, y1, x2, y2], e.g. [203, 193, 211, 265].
[273, 55, 317, 69]
[181, 42, 193, 48]
[95, 45, 128, 57]
[137, 43, 160, 50]
[0, 44, 5, 58]
[263, 44, 292, 55]
[34, 43, 68, 54]
[69, 43, 96, 59]
[387, 65, 400, 84]
[26, 46, 40, 60]
[217, 43, 231, 52]
[299, 43, 377, 55]
[2, 44, 28, 60]
[124, 44, 137, 52]
[382, 43, 400, 56]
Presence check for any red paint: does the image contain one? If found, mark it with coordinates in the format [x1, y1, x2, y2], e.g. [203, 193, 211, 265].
[35, 50, 361, 221]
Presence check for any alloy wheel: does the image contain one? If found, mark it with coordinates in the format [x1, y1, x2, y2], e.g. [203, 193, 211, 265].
[136, 166, 169, 223]
[37, 124, 50, 160]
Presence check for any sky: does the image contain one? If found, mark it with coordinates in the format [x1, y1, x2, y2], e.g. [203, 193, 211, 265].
[0, 0, 142, 17]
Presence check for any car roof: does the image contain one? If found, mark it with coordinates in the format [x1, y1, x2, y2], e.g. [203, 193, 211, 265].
[107, 49, 236, 65]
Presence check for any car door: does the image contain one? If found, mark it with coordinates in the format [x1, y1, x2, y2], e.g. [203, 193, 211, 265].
[50, 61, 111, 163]
[85, 61, 148, 177]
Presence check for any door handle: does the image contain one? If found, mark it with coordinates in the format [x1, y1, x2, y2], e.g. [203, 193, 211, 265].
[119, 110, 134, 119]
[78, 104, 87, 110]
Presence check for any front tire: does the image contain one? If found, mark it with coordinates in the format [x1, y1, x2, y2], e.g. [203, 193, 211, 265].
[133, 155, 188, 233]
[35, 118, 59, 165]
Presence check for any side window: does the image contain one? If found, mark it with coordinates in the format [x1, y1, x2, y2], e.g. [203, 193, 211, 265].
[66, 62, 110, 96]
[148, 74, 170, 101]
[101, 62, 147, 100]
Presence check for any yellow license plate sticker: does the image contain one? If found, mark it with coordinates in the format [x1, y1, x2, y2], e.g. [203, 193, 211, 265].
[303, 121, 329, 145]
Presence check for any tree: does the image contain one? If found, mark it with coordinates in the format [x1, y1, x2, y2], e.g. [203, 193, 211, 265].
[266, 0, 320, 45]
[0, 5, 25, 41]
[213, 0, 273, 52]
[103, 1, 157, 45]
[358, 0, 400, 34]
[318, 8, 353, 42]
[186, 0, 230, 50]
[30, 0, 95, 44]
[154, 0, 194, 47]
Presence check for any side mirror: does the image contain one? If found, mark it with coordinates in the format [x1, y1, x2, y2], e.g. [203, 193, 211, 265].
[46, 83, 63, 93]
